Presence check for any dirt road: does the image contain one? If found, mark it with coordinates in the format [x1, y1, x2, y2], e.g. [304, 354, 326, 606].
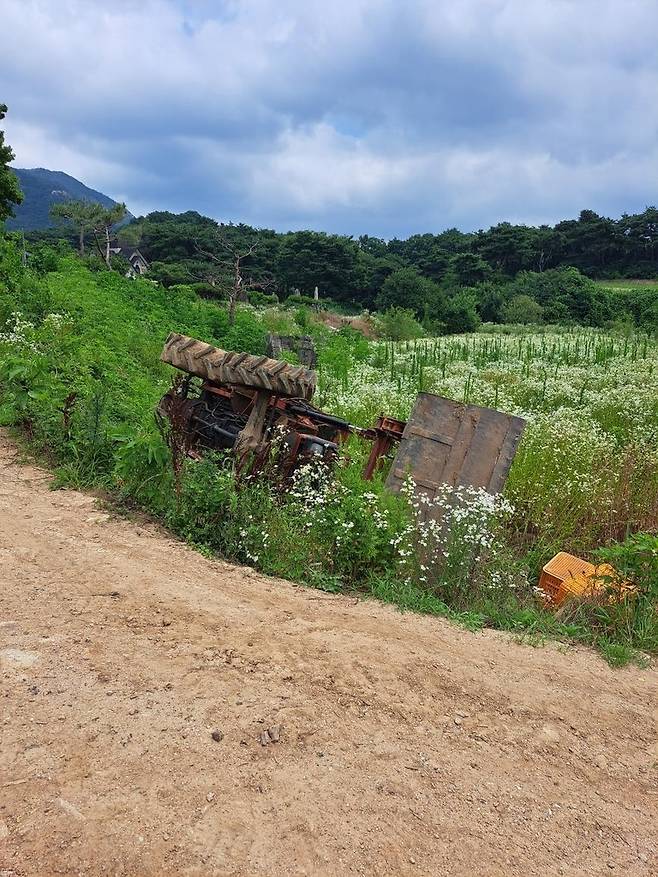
[0, 433, 656, 877]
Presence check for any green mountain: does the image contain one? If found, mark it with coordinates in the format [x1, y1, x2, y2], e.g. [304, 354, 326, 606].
[6, 168, 128, 231]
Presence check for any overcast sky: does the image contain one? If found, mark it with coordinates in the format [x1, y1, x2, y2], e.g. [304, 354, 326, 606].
[1, 0, 657, 237]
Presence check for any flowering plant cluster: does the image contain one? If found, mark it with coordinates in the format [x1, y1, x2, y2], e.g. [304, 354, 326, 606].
[315, 328, 658, 557]
[0, 311, 39, 353]
[395, 478, 521, 603]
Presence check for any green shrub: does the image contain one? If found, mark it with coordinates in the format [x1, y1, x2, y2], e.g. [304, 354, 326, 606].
[595, 532, 658, 595]
[28, 245, 60, 276]
[502, 294, 544, 325]
[284, 292, 316, 307]
[248, 289, 278, 307]
[376, 306, 425, 341]
[294, 306, 311, 330]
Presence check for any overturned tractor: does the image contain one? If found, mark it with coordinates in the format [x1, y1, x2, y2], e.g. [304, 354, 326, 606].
[158, 332, 526, 505]
[158, 332, 405, 479]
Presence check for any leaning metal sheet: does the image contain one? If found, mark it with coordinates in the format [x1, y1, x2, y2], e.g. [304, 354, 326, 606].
[385, 393, 525, 512]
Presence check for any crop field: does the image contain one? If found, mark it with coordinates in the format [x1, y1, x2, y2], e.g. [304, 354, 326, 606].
[1, 249, 657, 664]
[318, 329, 658, 555]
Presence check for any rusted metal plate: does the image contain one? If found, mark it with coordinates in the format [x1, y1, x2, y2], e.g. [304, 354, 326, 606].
[385, 393, 525, 504]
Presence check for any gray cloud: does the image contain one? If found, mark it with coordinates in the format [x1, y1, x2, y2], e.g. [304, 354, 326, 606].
[1, 0, 657, 236]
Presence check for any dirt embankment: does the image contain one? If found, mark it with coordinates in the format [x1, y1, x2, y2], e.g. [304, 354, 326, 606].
[316, 311, 377, 338]
[0, 432, 656, 877]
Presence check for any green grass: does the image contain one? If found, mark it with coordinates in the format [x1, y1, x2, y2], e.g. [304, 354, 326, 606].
[596, 639, 645, 668]
[594, 278, 658, 290]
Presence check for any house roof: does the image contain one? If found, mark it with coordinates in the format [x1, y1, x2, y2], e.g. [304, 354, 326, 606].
[110, 242, 149, 265]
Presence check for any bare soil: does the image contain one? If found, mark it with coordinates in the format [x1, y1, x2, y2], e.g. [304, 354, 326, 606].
[315, 311, 377, 338]
[0, 432, 656, 877]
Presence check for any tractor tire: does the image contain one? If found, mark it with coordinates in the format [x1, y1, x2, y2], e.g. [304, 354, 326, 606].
[160, 332, 317, 400]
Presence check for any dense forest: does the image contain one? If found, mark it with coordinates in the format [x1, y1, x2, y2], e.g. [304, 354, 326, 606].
[128, 207, 658, 289]
[24, 205, 658, 333]
[71, 206, 658, 332]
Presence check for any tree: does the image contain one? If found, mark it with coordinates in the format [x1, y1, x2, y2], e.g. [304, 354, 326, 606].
[91, 203, 127, 267]
[510, 267, 598, 324]
[376, 306, 425, 341]
[50, 199, 104, 255]
[533, 225, 565, 272]
[357, 234, 387, 257]
[474, 281, 505, 323]
[276, 231, 357, 301]
[0, 104, 23, 223]
[617, 207, 658, 273]
[474, 223, 536, 276]
[148, 260, 195, 287]
[376, 267, 443, 319]
[444, 252, 492, 288]
[386, 233, 450, 282]
[134, 214, 281, 291]
[195, 229, 274, 324]
[354, 250, 399, 309]
[502, 294, 544, 325]
[434, 227, 474, 254]
[554, 210, 622, 274]
[443, 291, 481, 334]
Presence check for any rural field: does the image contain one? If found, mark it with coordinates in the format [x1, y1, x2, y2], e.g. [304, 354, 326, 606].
[320, 327, 658, 566]
[1, 251, 657, 667]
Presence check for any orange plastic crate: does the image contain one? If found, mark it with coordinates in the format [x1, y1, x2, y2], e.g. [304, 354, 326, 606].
[538, 552, 620, 607]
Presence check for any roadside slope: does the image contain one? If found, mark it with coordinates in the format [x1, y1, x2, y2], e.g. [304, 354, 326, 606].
[0, 432, 656, 877]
